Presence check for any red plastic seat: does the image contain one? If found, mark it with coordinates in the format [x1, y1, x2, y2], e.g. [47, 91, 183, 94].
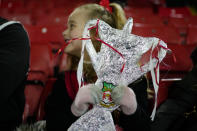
[25, 25, 65, 46]
[159, 7, 191, 18]
[185, 44, 197, 56]
[149, 44, 196, 108]
[132, 15, 164, 27]
[23, 44, 54, 122]
[188, 16, 197, 26]
[187, 26, 197, 45]
[160, 44, 193, 72]
[1, 0, 24, 12]
[23, 84, 44, 122]
[10, 14, 32, 25]
[127, 0, 152, 7]
[124, 7, 154, 18]
[168, 17, 190, 36]
[157, 45, 196, 107]
[132, 25, 182, 44]
[30, 44, 54, 77]
[35, 14, 68, 27]
[157, 80, 173, 107]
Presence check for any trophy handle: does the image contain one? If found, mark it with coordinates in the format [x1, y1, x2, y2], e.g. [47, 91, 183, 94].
[123, 18, 133, 36]
[83, 20, 99, 68]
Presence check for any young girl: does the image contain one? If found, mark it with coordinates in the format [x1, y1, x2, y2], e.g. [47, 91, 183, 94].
[45, 3, 150, 131]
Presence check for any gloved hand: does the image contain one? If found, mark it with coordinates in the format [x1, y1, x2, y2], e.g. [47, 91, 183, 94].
[111, 85, 137, 115]
[71, 84, 102, 116]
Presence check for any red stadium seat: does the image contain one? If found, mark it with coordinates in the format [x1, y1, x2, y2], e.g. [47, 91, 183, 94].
[30, 44, 54, 77]
[157, 44, 196, 107]
[1, 0, 24, 12]
[124, 7, 154, 18]
[23, 85, 44, 122]
[188, 16, 197, 26]
[159, 7, 191, 18]
[132, 15, 164, 27]
[168, 17, 190, 36]
[187, 26, 197, 45]
[35, 14, 68, 27]
[132, 25, 182, 44]
[157, 80, 173, 107]
[149, 44, 196, 108]
[23, 44, 54, 122]
[185, 44, 197, 56]
[25, 25, 65, 46]
[127, 0, 152, 7]
[8, 14, 32, 25]
[160, 44, 193, 72]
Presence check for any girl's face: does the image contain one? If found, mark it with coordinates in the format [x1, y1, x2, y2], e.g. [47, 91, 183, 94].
[63, 8, 88, 57]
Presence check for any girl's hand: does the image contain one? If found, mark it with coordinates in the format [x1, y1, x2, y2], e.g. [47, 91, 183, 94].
[111, 85, 137, 115]
[71, 84, 102, 116]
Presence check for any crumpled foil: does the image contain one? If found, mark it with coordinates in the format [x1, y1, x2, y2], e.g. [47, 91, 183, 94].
[70, 18, 168, 130]
[87, 18, 167, 86]
[68, 106, 116, 131]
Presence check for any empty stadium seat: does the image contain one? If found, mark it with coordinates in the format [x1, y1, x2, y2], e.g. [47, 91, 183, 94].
[25, 25, 65, 46]
[124, 7, 154, 18]
[127, 0, 152, 7]
[168, 17, 190, 36]
[188, 16, 197, 26]
[160, 44, 193, 72]
[156, 44, 196, 108]
[132, 15, 164, 26]
[30, 44, 54, 76]
[23, 84, 44, 122]
[148, 44, 196, 109]
[23, 44, 55, 122]
[5, 13, 32, 25]
[187, 26, 197, 45]
[159, 7, 191, 18]
[1, 0, 24, 13]
[37, 15, 67, 26]
[132, 25, 182, 44]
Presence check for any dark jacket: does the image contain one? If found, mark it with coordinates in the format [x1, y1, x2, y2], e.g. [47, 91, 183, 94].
[0, 17, 30, 131]
[151, 65, 197, 131]
[45, 71, 150, 131]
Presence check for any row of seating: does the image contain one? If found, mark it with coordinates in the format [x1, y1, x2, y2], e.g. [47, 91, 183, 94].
[0, 0, 96, 9]
[132, 25, 197, 45]
[1, 3, 196, 45]
[22, 23, 197, 54]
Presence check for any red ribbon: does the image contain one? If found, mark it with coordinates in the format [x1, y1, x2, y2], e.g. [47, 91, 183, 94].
[57, 19, 126, 73]
[153, 40, 172, 86]
[99, 0, 112, 13]
[94, 37, 126, 73]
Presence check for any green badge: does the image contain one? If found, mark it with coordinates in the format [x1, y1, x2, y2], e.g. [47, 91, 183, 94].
[100, 82, 116, 108]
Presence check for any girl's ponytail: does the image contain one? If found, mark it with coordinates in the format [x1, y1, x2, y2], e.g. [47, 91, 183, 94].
[110, 3, 127, 29]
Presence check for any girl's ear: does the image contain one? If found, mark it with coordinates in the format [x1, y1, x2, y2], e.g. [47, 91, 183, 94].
[123, 18, 133, 35]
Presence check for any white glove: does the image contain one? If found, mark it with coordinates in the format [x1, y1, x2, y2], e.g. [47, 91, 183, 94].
[111, 85, 137, 115]
[71, 84, 102, 116]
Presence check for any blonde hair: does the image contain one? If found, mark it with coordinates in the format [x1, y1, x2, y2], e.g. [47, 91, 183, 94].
[79, 3, 127, 29]
[71, 3, 127, 83]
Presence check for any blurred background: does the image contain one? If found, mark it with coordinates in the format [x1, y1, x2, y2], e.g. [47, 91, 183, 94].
[1, 0, 197, 123]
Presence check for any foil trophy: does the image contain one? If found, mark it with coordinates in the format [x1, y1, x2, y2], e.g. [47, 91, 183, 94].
[68, 18, 168, 131]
